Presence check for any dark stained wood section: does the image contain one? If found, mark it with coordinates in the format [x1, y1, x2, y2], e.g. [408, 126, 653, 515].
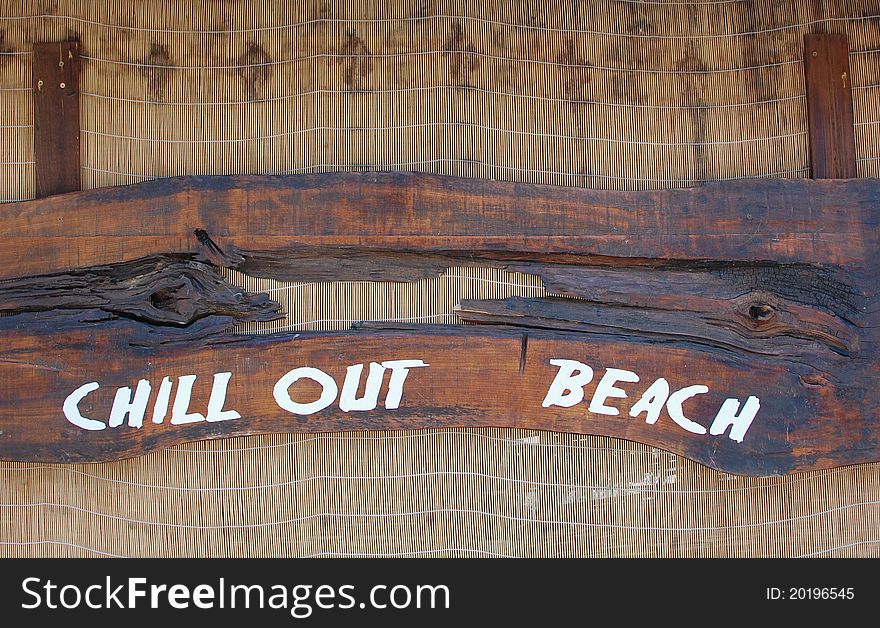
[32, 41, 81, 198]
[0, 173, 879, 475]
[804, 33, 856, 179]
[0, 257, 281, 326]
[1, 172, 878, 281]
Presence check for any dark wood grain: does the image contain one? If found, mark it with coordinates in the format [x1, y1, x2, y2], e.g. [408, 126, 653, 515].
[32, 41, 80, 197]
[0, 173, 879, 474]
[0, 256, 281, 326]
[804, 33, 856, 179]
[1, 172, 878, 281]
[0, 306, 875, 475]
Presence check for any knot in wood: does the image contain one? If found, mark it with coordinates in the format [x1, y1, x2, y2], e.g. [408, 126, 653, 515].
[748, 303, 775, 322]
[148, 283, 195, 317]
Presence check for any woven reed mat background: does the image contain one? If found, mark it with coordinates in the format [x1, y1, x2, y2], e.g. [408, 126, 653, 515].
[1, 0, 879, 557]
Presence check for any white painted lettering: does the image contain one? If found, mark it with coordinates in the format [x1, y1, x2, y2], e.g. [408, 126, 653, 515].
[62, 382, 105, 431]
[339, 362, 386, 412]
[58, 356, 762, 446]
[108, 379, 152, 429]
[205, 372, 241, 422]
[629, 377, 670, 425]
[381, 359, 429, 409]
[710, 396, 761, 442]
[589, 368, 639, 416]
[170, 375, 206, 425]
[274, 367, 338, 415]
[151, 376, 172, 424]
[542, 359, 594, 408]
[666, 385, 709, 434]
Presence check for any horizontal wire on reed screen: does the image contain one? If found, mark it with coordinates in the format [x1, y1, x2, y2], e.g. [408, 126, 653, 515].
[0, 0, 879, 557]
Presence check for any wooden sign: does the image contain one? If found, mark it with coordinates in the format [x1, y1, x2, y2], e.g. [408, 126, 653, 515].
[1, 173, 878, 475]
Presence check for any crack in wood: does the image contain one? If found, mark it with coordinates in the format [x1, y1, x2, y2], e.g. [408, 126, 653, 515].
[0, 256, 282, 327]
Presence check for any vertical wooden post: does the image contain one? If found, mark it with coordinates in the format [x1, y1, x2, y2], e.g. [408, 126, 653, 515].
[803, 33, 856, 179]
[32, 41, 81, 198]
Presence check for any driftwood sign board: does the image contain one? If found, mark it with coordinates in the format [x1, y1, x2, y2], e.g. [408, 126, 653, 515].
[0, 173, 878, 476]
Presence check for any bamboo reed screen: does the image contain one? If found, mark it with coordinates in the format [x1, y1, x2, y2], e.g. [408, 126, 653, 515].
[1, 0, 879, 557]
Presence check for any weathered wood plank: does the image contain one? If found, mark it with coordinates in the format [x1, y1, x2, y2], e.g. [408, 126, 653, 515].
[1, 173, 878, 281]
[804, 33, 857, 179]
[0, 313, 873, 476]
[0, 257, 281, 326]
[0, 173, 878, 474]
[32, 41, 80, 198]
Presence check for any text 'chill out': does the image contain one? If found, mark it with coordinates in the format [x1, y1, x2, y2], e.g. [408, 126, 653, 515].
[62, 358, 760, 443]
